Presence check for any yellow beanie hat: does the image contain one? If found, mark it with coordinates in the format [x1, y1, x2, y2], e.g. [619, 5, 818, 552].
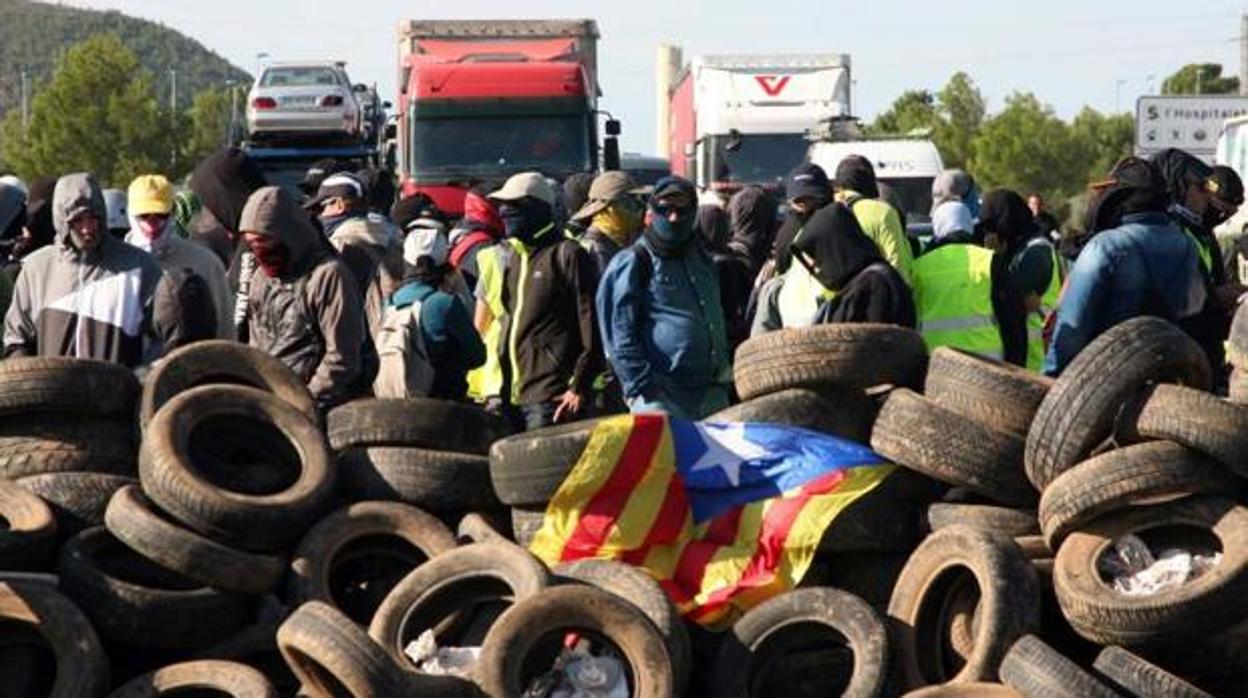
[128, 175, 174, 216]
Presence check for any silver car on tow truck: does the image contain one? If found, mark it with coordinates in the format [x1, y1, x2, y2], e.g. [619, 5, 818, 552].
[246, 61, 363, 143]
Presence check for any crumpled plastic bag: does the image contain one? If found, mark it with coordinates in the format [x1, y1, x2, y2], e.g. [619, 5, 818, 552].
[404, 630, 481, 678]
[1098, 533, 1222, 597]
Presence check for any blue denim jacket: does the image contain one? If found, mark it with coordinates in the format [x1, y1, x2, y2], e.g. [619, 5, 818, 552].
[596, 237, 732, 419]
[1045, 212, 1207, 375]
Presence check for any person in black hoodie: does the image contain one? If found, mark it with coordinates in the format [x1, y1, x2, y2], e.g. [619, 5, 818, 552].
[189, 147, 269, 341]
[790, 202, 916, 327]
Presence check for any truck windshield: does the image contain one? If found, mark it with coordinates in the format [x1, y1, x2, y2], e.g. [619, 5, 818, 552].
[412, 114, 592, 177]
[709, 133, 810, 186]
[880, 177, 935, 225]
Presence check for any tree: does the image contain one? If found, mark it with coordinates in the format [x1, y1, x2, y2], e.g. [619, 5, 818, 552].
[1069, 107, 1134, 184]
[185, 86, 238, 166]
[1161, 63, 1239, 95]
[0, 34, 176, 186]
[933, 72, 986, 170]
[867, 89, 938, 136]
[970, 92, 1084, 202]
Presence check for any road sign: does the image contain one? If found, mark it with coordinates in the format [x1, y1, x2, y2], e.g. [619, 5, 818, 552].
[1136, 95, 1248, 160]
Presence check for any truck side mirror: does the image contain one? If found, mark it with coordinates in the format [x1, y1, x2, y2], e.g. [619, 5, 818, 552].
[725, 128, 743, 153]
[382, 101, 393, 110]
[605, 119, 622, 136]
[384, 123, 397, 140]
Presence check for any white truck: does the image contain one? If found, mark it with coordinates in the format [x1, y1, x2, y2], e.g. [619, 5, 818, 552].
[658, 48, 851, 200]
[807, 132, 945, 235]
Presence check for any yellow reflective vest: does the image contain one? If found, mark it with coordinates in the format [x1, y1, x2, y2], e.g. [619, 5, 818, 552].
[912, 243, 1003, 360]
[1025, 240, 1064, 372]
[466, 244, 506, 401]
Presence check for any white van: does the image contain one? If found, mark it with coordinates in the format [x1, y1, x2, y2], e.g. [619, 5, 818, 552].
[1215, 116, 1248, 280]
[807, 138, 944, 235]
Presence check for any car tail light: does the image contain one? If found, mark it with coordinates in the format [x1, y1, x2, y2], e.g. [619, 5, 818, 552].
[251, 97, 277, 110]
[321, 95, 344, 107]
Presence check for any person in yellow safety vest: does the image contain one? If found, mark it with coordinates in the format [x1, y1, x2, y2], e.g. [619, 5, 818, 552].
[1152, 149, 1248, 376]
[832, 155, 914, 285]
[912, 200, 1028, 366]
[978, 189, 1062, 373]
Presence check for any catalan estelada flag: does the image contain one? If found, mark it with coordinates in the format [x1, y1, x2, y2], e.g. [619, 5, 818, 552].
[529, 414, 896, 628]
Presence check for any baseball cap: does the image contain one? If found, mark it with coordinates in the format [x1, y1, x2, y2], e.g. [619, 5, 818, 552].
[128, 175, 174, 217]
[488, 172, 556, 207]
[403, 225, 449, 267]
[304, 172, 366, 210]
[572, 171, 645, 221]
[785, 163, 830, 201]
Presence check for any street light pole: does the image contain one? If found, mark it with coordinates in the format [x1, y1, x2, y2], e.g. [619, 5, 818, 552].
[169, 69, 179, 171]
[20, 68, 29, 130]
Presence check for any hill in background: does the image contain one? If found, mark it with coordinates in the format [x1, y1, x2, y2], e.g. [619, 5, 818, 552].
[0, 0, 250, 116]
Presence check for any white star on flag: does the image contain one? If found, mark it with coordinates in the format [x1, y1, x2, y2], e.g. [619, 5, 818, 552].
[686, 422, 771, 487]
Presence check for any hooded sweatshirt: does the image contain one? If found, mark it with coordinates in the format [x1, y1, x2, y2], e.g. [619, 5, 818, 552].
[447, 191, 504, 289]
[325, 211, 402, 340]
[3, 173, 165, 368]
[240, 186, 364, 409]
[792, 202, 916, 328]
[126, 216, 235, 340]
[727, 187, 776, 274]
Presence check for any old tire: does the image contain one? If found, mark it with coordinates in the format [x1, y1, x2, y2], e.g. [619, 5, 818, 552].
[0, 477, 57, 570]
[16, 472, 135, 537]
[1230, 368, 1248, 405]
[871, 389, 1035, 508]
[104, 485, 286, 596]
[0, 357, 139, 417]
[107, 660, 277, 698]
[555, 559, 692, 694]
[140, 385, 335, 552]
[998, 634, 1119, 698]
[888, 525, 1041, 689]
[0, 580, 110, 698]
[368, 542, 549, 667]
[734, 324, 928, 400]
[1054, 496, 1248, 648]
[337, 447, 498, 512]
[477, 584, 674, 698]
[489, 418, 600, 507]
[1135, 384, 1248, 478]
[278, 602, 466, 697]
[924, 347, 1053, 437]
[0, 417, 135, 479]
[927, 503, 1039, 537]
[1025, 316, 1211, 491]
[510, 507, 545, 549]
[902, 685, 1023, 697]
[457, 512, 509, 545]
[1093, 646, 1212, 698]
[288, 501, 457, 625]
[1038, 442, 1234, 549]
[327, 398, 509, 454]
[711, 586, 889, 698]
[818, 468, 935, 554]
[708, 388, 880, 443]
[140, 340, 317, 428]
[57, 527, 253, 650]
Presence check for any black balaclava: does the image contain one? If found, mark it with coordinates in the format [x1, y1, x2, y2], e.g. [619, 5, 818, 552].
[791, 202, 883, 291]
[645, 176, 699, 257]
[499, 198, 555, 246]
[979, 189, 1037, 256]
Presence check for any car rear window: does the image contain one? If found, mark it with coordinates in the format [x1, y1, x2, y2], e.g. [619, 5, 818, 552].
[261, 67, 342, 88]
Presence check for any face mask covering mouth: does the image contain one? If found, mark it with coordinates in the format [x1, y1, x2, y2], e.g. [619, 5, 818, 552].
[499, 200, 553, 245]
[646, 203, 697, 255]
[249, 237, 289, 278]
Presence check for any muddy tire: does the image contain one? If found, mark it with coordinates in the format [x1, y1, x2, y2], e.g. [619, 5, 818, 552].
[707, 388, 880, 443]
[139, 385, 335, 552]
[887, 525, 1041, 689]
[16, 472, 135, 537]
[326, 398, 509, 454]
[0, 580, 110, 698]
[927, 503, 1039, 537]
[288, 501, 456, 625]
[336, 447, 497, 512]
[477, 585, 674, 698]
[0, 357, 139, 417]
[489, 419, 600, 507]
[1025, 316, 1211, 491]
[1134, 384, 1248, 478]
[141, 340, 317, 429]
[871, 389, 1034, 507]
[1093, 646, 1212, 698]
[106, 659, 277, 697]
[0, 477, 57, 570]
[0, 417, 135, 479]
[925, 347, 1053, 437]
[734, 324, 928, 400]
[999, 634, 1119, 698]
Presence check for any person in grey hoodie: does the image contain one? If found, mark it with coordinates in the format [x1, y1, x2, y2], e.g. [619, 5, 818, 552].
[239, 185, 364, 410]
[3, 173, 166, 368]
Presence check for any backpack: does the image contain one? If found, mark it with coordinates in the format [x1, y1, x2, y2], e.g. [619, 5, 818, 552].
[372, 299, 435, 398]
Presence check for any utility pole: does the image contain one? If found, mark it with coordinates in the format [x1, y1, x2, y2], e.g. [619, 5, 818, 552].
[20, 68, 29, 130]
[1241, 14, 1248, 95]
[169, 69, 178, 171]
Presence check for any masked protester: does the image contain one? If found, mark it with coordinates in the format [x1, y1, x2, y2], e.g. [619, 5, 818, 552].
[834, 155, 914, 284]
[1047, 157, 1206, 375]
[0, 181, 25, 316]
[239, 186, 365, 411]
[125, 175, 234, 340]
[597, 176, 732, 419]
[771, 162, 832, 274]
[488, 172, 601, 431]
[572, 171, 647, 278]
[3, 173, 167, 367]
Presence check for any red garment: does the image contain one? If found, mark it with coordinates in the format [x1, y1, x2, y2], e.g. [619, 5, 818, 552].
[462, 192, 503, 237]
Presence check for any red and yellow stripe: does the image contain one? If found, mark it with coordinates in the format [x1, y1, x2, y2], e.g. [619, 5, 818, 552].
[529, 414, 896, 628]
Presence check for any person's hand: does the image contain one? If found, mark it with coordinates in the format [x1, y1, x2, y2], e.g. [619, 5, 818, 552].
[552, 390, 583, 423]
[1214, 283, 1248, 310]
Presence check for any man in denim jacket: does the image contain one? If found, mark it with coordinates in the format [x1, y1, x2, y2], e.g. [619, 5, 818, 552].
[596, 176, 732, 419]
[1046, 158, 1207, 375]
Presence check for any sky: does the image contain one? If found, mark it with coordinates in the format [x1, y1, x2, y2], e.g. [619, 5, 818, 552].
[63, 0, 1248, 155]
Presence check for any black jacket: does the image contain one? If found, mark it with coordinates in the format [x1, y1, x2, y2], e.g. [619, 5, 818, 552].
[500, 231, 602, 405]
